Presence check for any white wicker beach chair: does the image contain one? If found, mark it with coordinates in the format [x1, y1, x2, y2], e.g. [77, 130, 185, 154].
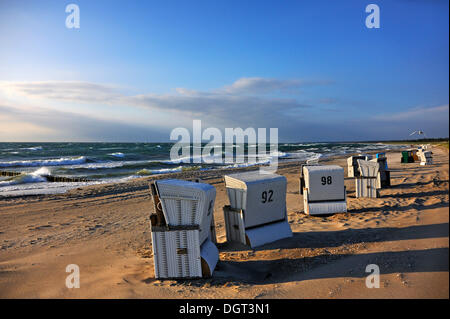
[418, 150, 433, 166]
[347, 155, 372, 178]
[301, 164, 347, 215]
[149, 179, 218, 279]
[355, 159, 379, 198]
[223, 171, 292, 248]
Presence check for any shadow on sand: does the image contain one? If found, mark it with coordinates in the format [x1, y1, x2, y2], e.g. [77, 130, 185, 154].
[217, 223, 449, 252]
[168, 223, 449, 287]
[212, 247, 448, 285]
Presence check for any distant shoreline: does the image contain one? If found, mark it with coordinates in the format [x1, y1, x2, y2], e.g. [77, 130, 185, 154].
[0, 138, 447, 144]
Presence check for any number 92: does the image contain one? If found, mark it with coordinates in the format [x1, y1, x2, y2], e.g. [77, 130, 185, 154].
[261, 190, 273, 203]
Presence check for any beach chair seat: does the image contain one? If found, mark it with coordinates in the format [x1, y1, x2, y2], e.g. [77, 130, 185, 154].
[347, 155, 372, 178]
[370, 157, 390, 188]
[412, 150, 419, 161]
[375, 152, 389, 169]
[150, 228, 218, 278]
[401, 151, 414, 163]
[223, 171, 292, 248]
[300, 164, 347, 215]
[149, 179, 218, 279]
[418, 150, 433, 166]
[355, 160, 379, 198]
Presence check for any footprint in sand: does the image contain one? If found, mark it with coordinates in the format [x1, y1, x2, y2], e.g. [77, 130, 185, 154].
[59, 222, 71, 226]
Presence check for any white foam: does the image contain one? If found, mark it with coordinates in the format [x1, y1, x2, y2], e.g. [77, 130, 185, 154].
[32, 167, 51, 176]
[66, 160, 158, 170]
[162, 153, 225, 164]
[109, 152, 125, 158]
[0, 174, 46, 187]
[0, 156, 86, 168]
[0, 181, 102, 197]
[22, 146, 43, 151]
[67, 161, 126, 169]
[136, 166, 184, 175]
[0, 166, 55, 187]
[269, 151, 287, 158]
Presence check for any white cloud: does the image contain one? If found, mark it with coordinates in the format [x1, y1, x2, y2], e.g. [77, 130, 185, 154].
[0, 80, 447, 141]
[220, 77, 331, 95]
[0, 78, 315, 128]
[0, 81, 122, 103]
[373, 104, 449, 121]
[126, 91, 309, 126]
[0, 104, 169, 142]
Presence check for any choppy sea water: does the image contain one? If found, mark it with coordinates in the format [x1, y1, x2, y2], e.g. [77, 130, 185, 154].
[0, 142, 402, 196]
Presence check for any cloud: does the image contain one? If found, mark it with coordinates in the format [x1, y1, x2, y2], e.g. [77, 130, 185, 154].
[373, 104, 449, 122]
[0, 81, 122, 103]
[0, 80, 447, 141]
[0, 104, 169, 142]
[248, 104, 449, 142]
[333, 104, 450, 141]
[126, 91, 310, 127]
[0, 77, 323, 102]
[220, 77, 331, 95]
[0, 78, 314, 128]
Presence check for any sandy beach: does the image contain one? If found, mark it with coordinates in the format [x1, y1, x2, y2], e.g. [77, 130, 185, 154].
[0, 146, 448, 299]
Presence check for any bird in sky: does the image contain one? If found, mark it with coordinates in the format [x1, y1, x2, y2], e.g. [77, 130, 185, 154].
[410, 130, 427, 137]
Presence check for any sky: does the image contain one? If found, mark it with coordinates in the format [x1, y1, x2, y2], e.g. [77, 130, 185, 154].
[0, 0, 448, 142]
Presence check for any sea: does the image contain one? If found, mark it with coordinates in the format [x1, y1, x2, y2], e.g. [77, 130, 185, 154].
[0, 142, 402, 196]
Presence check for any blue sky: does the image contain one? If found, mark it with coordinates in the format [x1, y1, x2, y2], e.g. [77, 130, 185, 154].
[0, 0, 448, 142]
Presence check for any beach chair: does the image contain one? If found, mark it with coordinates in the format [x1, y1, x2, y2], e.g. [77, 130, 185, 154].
[412, 150, 419, 161]
[401, 151, 414, 163]
[370, 157, 390, 188]
[375, 152, 388, 168]
[223, 171, 292, 248]
[418, 150, 433, 166]
[355, 160, 379, 198]
[149, 179, 219, 279]
[347, 155, 372, 178]
[300, 164, 347, 215]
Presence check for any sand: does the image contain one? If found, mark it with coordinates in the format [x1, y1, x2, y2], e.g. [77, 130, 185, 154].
[0, 147, 448, 298]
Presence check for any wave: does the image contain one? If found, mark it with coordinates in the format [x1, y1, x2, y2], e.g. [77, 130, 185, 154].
[109, 152, 125, 158]
[1, 151, 19, 155]
[0, 167, 51, 186]
[136, 166, 184, 175]
[269, 151, 287, 158]
[21, 146, 43, 151]
[223, 161, 270, 169]
[63, 159, 171, 170]
[66, 161, 126, 170]
[161, 150, 288, 165]
[0, 156, 86, 168]
[162, 154, 223, 164]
